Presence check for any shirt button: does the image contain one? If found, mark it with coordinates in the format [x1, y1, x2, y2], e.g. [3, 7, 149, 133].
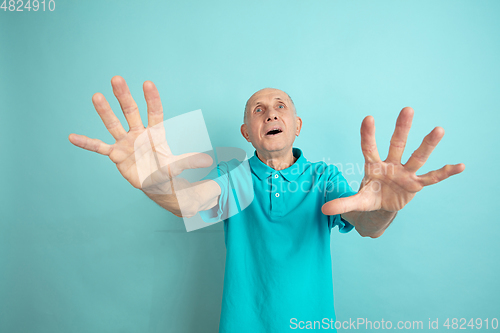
[274, 174, 279, 178]
[275, 193, 280, 198]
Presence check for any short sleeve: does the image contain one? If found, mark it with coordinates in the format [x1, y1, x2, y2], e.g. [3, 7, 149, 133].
[324, 165, 357, 233]
[198, 159, 254, 223]
[198, 163, 230, 223]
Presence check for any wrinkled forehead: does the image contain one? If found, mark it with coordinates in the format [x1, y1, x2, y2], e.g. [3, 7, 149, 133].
[246, 88, 292, 109]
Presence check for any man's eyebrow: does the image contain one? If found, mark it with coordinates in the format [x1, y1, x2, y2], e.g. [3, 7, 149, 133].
[249, 97, 285, 108]
[253, 97, 286, 106]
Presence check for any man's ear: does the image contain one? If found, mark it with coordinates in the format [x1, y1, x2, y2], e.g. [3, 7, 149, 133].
[241, 124, 251, 142]
[295, 117, 303, 136]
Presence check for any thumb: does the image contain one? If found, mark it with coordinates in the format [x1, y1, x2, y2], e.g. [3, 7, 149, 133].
[321, 195, 362, 216]
[169, 152, 214, 177]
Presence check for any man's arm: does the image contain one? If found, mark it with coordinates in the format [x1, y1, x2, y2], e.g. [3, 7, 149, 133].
[142, 179, 221, 218]
[323, 107, 464, 237]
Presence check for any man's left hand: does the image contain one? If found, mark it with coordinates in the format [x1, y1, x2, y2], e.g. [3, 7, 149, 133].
[322, 107, 465, 217]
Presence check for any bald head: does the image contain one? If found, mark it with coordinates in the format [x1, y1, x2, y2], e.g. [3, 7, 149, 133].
[244, 88, 296, 124]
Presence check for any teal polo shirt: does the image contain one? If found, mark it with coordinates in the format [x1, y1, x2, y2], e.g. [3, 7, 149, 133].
[200, 147, 357, 332]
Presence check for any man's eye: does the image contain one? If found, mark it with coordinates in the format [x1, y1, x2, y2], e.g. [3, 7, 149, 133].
[278, 105, 284, 109]
[256, 108, 262, 112]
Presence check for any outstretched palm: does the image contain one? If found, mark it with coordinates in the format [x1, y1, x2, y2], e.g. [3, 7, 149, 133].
[322, 107, 465, 215]
[68, 76, 211, 194]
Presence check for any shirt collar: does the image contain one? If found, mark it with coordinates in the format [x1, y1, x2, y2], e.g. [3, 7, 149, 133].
[248, 148, 308, 181]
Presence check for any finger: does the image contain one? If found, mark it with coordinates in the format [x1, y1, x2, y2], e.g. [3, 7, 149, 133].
[418, 163, 465, 186]
[419, 163, 466, 186]
[68, 133, 113, 156]
[166, 152, 214, 177]
[92, 93, 127, 141]
[360, 115, 381, 163]
[404, 127, 444, 172]
[386, 107, 414, 164]
[143, 81, 164, 127]
[321, 195, 363, 216]
[111, 76, 145, 131]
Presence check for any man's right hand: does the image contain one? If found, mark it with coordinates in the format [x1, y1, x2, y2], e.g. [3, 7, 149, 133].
[68, 76, 219, 216]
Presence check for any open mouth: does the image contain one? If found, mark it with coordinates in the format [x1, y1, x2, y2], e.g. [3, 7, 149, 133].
[266, 127, 283, 136]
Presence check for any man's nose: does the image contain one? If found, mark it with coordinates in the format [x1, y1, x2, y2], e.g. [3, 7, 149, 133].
[265, 110, 279, 123]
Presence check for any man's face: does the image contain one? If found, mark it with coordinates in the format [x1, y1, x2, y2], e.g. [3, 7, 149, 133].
[241, 88, 302, 157]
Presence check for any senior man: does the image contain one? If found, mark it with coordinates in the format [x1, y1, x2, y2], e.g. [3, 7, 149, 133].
[69, 76, 465, 332]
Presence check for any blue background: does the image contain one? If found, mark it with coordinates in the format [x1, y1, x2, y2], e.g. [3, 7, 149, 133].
[1, 0, 498, 332]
